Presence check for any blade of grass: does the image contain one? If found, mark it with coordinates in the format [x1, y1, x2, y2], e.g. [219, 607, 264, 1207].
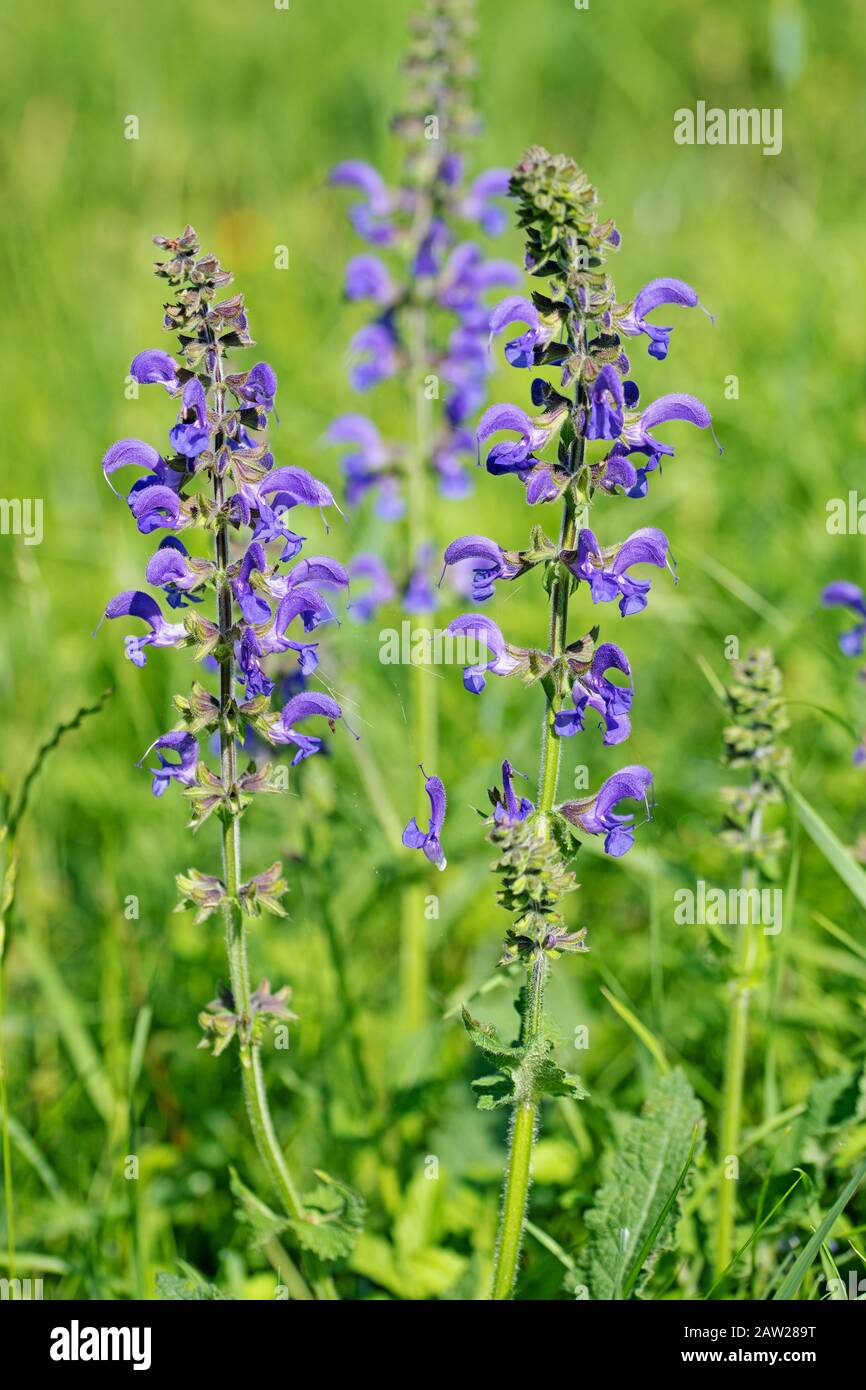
[19, 934, 119, 1129]
[0, 688, 113, 1285]
[621, 1121, 700, 1300]
[785, 783, 866, 912]
[705, 1171, 806, 1298]
[812, 910, 866, 964]
[684, 549, 788, 631]
[525, 1219, 578, 1275]
[773, 1159, 866, 1299]
[599, 985, 670, 1074]
[819, 1241, 846, 1299]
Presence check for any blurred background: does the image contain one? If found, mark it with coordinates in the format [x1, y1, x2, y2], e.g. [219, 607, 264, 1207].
[1, 0, 866, 1300]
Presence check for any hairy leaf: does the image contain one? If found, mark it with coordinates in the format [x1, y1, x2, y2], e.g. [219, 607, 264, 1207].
[286, 1170, 365, 1261]
[462, 1005, 587, 1109]
[577, 1069, 703, 1300]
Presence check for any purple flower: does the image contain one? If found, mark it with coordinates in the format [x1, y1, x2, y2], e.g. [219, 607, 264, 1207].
[492, 760, 534, 825]
[257, 467, 334, 517]
[237, 625, 274, 698]
[404, 546, 438, 613]
[239, 362, 277, 413]
[102, 590, 186, 666]
[560, 765, 654, 858]
[525, 465, 561, 505]
[442, 534, 519, 603]
[413, 217, 450, 278]
[348, 553, 394, 623]
[324, 414, 395, 511]
[446, 613, 520, 693]
[128, 482, 189, 534]
[617, 277, 711, 361]
[477, 402, 557, 476]
[822, 581, 866, 656]
[233, 543, 272, 624]
[260, 586, 333, 673]
[330, 160, 396, 245]
[554, 642, 633, 745]
[273, 556, 350, 596]
[438, 244, 519, 312]
[598, 454, 641, 496]
[433, 429, 475, 500]
[586, 365, 626, 441]
[139, 730, 198, 797]
[268, 692, 343, 764]
[349, 321, 398, 391]
[169, 376, 210, 457]
[460, 169, 511, 236]
[623, 391, 719, 466]
[169, 421, 210, 459]
[102, 438, 166, 497]
[248, 496, 306, 561]
[181, 376, 208, 423]
[489, 296, 553, 369]
[145, 536, 203, 609]
[130, 349, 179, 393]
[344, 254, 394, 304]
[402, 767, 447, 869]
[568, 526, 674, 616]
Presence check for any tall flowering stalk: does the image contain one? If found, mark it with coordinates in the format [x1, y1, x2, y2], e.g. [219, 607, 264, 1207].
[329, 0, 517, 1027]
[99, 227, 358, 1297]
[432, 147, 716, 1299]
[715, 649, 789, 1276]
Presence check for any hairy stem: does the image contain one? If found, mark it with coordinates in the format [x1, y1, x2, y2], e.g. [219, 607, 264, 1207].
[210, 348, 326, 1301]
[715, 825, 763, 1277]
[491, 953, 546, 1300]
[0, 962, 14, 1284]
[538, 492, 579, 817]
[401, 303, 436, 1031]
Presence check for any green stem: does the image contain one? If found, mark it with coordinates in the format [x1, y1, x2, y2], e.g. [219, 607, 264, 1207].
[210, 350, 327, 1301]
[401, 303, 436, 1032]
[491, 455, 582, 1299]
[538, 492, 579, 818]
[715, 843, 762, 1277]
[491, 954, 546, 1300]
[0, 960, 15, 1284]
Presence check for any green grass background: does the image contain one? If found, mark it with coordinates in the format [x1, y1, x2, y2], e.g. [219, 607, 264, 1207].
[1, 0, 866, 1299]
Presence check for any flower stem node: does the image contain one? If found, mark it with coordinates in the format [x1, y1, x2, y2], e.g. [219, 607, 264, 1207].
[198, 979, 297, 1054]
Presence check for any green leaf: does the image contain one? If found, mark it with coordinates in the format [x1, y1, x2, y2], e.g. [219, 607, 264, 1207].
[772, 1066, 865, 1176]
[461, 1006, 522, 1068]
[286, 1170, 365, 1261]
[773, 1158, 866, 1300]
[156, 1266, 229, 1300]
[620, 1121, 700, 1299]
[462, 1005, 586, 1110]
[600, 985, 670, 1074]
[786, 784, 866, 912]
[577, 1069, 703, 1300]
